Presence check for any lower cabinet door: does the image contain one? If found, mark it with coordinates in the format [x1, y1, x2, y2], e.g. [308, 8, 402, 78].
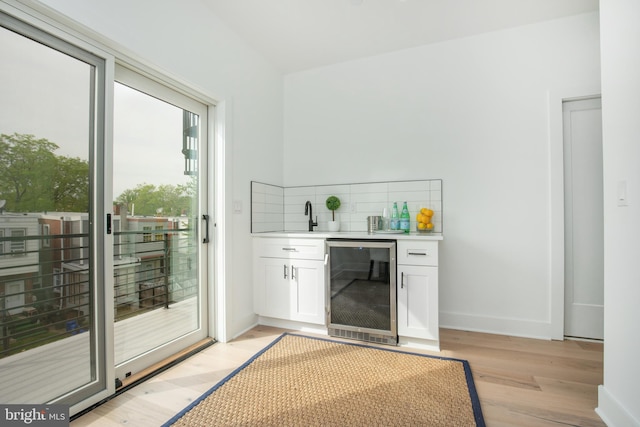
[255, 258, 325, 324]
[397, 265, 439, 340]
[290, 259, 325, 324]
[257, 257, 291, 319]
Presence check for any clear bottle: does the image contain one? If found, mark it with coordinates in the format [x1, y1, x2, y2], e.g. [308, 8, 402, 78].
[400, 201, 410, 233]
[390, 202, 399, 230]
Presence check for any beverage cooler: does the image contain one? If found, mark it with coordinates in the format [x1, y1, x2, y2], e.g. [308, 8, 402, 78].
[325, 239, 397, 345]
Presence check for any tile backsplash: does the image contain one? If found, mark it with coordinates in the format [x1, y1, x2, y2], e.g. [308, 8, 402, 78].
[250, 181, 285, 232]
[252, 179, 443, 233]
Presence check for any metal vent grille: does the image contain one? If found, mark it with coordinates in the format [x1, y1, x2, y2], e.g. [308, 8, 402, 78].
[329, 327, 397, 346]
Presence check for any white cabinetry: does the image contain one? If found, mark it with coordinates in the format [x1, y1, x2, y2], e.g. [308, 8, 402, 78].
[253, 237, 325, 325]
[396, 240, 439, 350]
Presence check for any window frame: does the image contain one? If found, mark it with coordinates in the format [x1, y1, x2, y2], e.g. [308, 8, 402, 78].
[41, 223, 51, 248]
[142, 226, 152, 243]
[9, 228, 26, 256]
[154, 225, 164, 242]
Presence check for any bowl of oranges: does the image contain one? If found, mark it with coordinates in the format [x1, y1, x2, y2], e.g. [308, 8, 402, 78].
[416, 208, 434, 232]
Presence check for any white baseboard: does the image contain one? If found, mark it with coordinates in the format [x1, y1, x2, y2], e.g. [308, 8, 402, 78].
[398, 336, 440, 352]
[597, 385, 640, 427]
[439, 311, 554, 340]
[223, 312, 261, 343]
[229, 319, 259, 342]
[257, 316, 328, 335]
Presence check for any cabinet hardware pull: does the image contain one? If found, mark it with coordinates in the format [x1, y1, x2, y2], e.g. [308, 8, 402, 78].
[401, 272, 405, 288]
[408, 251, 427, 256]
[284, 264, 288, 279]
[282, 247, 297, 252]
[291, 265, 296, 280]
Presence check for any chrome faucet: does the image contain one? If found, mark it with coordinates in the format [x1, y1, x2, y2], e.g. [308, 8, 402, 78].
[304, 201, 318, 231]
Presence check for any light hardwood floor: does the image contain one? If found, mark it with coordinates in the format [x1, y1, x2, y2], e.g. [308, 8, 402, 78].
[70, 326, 605, 426]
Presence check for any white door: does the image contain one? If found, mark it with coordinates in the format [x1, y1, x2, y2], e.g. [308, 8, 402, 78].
[563, 97, 604, 340]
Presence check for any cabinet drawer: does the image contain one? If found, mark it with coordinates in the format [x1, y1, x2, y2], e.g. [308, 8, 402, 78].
[397, 240, 438, 266]
[254, 237, 325, 260]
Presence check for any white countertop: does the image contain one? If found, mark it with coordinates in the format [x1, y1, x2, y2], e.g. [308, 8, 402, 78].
[252, 231, 443, 241]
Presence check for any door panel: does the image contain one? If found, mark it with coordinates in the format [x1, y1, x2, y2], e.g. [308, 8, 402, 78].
[291, 260, 324, 324]
[397, 265, 438, 340]
[563, 97, 604, 340]
[112, 68, 209, 379]
[0, 14, 107, 405]
[259, 258, 291, 319]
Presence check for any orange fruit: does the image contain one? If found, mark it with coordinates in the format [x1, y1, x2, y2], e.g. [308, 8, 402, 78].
[422, 208, 434, 217]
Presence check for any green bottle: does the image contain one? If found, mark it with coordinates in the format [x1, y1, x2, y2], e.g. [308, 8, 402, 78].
[400, 202, 410, 233]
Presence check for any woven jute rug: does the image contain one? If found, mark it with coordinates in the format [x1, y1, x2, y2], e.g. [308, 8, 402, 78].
[163, 333, 485, 427]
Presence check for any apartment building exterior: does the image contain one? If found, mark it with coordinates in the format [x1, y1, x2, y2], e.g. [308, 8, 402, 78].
[0, 210, 194, 358]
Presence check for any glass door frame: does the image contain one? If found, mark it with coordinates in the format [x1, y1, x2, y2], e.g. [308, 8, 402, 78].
[0, 4, 113, 411]
[112, 64, 211, 381]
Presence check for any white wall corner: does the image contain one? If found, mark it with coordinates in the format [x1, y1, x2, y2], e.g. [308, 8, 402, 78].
[597, 385, 640, 427]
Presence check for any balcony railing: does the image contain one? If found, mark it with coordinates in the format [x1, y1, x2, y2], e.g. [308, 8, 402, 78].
[0, 227, 197, 359]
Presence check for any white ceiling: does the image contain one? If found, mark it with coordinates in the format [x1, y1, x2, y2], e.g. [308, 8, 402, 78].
[202, 0, 599, 74]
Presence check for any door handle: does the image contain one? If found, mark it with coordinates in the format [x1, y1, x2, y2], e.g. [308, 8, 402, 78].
[202, 214, 210, 243]
[401, 272, 404, 288]
[284, 264, 288, 279]
[291, 265, 296, 281]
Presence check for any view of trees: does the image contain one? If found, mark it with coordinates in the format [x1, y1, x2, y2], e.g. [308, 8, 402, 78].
[1, 133, 194, 216]
[115, 181, 195, 217]
[0, 132, 89, 212]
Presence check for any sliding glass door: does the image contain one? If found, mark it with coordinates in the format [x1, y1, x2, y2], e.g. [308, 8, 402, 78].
[0, 12, 108, 405]
[1, 7, 213, 412]
[112, 66, 209, 381]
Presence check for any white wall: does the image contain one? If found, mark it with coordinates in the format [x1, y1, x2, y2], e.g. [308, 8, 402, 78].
[36, 0, 284, 339]
[284, 13, 601, 338]
[598, 1, 640, 425]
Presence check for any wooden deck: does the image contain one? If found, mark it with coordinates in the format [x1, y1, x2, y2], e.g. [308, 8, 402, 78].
[0, 298, 198, 404]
